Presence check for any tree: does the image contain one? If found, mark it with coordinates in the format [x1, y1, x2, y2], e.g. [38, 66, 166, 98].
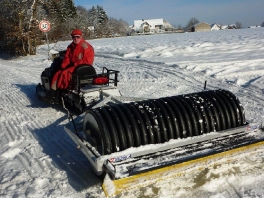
[74, 6, 92, 38]
[107, 18, 129, 36]
[76, 5, 129, 38]
[0, 1, 129, 56]
[42, 0, 77, 41]
[1, 1, 41, 55]
[185, 17, 199, 31]
[0, 0, 77, 56]
[261, 22, 264, 27]
[91, 5, 108, 37]
[235, 22, 242, 29]
[47, 0, 76, 23]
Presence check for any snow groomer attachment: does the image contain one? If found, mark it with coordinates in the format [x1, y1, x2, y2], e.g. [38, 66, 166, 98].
[64, 89, 264, 196]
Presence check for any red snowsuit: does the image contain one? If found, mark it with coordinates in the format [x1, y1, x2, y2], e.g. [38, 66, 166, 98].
[51, 39, 94, 90]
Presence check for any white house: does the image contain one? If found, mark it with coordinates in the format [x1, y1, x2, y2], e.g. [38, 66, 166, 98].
[132, 19, 174, 34]
[211, 23, 221, 31]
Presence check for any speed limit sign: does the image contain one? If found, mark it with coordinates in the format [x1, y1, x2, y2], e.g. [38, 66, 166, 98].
[39, 20, 51, 32]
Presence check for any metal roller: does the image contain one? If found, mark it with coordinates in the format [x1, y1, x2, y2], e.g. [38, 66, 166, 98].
[83, 89, 246, 155]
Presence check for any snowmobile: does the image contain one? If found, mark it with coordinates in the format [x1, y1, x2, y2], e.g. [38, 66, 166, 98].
[36, 50, 121, 115]
[37, 51, 264, 196]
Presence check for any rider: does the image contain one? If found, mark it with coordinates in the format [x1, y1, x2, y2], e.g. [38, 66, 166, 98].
[46, 29, 95, 102]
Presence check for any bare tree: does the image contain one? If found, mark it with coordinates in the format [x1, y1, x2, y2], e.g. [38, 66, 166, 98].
[27, 0, 39, 55]
[185, 17, 199, 31]
[107, 18, 129, 36]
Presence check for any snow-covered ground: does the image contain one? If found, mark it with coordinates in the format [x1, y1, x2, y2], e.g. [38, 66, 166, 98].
[0, 28, 264, 198]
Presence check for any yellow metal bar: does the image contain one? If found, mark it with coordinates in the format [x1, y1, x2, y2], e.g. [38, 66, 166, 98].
[102, 140, 264, 197]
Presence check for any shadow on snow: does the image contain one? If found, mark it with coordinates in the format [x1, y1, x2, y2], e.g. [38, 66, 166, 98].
[16, 83, 103, 197]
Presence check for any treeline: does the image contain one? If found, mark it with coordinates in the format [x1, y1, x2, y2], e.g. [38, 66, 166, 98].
[0, 0, 129, 56]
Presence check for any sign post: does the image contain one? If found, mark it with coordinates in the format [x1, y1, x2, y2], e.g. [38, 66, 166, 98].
[39, 20, 51, 51]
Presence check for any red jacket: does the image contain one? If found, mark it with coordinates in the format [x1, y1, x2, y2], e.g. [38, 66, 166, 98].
[51, 39, 94, 90]
[61, 38, 94, 68]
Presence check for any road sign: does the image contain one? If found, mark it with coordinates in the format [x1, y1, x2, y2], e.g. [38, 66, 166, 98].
[39, 20, 51, 32]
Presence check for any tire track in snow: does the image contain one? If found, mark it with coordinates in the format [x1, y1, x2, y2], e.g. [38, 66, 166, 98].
[18, 146, 46, 178]
[96, 55, 213, 96]
[0, 59, 86, 196]
[24, 116, 99, 191]
[96, 54, 264, 93]
[38, 156, 57, 174]
[3, 121, 16, 143]
[16, 152, 35, 176]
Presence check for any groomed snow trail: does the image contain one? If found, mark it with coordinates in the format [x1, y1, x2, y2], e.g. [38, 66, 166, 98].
[0, 58, 104, 198]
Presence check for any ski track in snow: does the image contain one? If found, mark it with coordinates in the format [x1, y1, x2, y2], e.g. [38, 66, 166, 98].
[1, 28, 264, 198]
[0, 60, 104, 198]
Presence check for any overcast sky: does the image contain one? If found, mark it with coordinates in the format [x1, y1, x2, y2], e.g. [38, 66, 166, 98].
[73, 0, 264, 28]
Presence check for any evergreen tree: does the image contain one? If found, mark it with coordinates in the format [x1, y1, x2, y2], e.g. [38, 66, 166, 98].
[85, 6, 108, 37]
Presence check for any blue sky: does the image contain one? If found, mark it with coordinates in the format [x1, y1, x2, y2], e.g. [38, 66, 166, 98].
[73, 0, 264, 27]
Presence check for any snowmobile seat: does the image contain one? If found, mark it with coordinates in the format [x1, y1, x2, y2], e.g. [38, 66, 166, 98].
[70, 65, 97, 90]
